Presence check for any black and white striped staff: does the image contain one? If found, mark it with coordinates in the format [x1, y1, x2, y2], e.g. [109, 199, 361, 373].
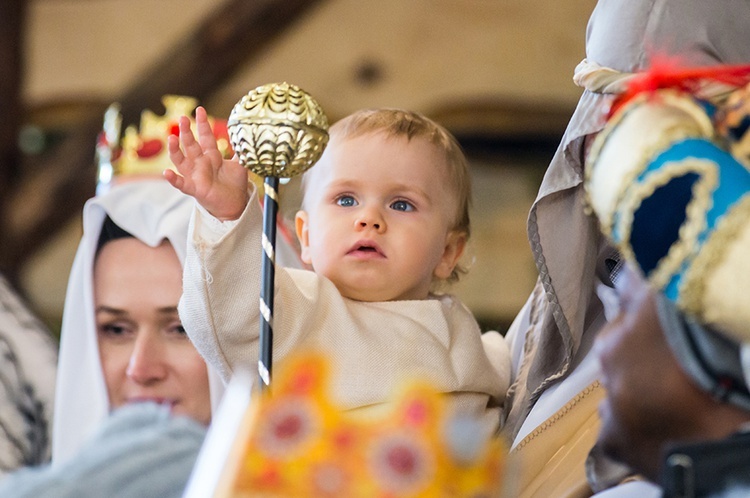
[227, 82, 329, 390]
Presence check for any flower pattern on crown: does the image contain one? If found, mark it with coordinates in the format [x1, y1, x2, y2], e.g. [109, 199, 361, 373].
[213, 353, 506, 497]
[96, 95, 233, 193]
[584, 63, 750, 344]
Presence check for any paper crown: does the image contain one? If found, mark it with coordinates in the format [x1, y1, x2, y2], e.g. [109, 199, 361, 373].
[585, 74, 750, 345]
[96, 95, 233, 193]
[212, 353, 506, 497]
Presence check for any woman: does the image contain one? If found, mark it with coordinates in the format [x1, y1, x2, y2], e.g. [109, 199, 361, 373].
[0, 97, 303, 497]
[0, 178, 221, 498]
[52, 178, 224, 465]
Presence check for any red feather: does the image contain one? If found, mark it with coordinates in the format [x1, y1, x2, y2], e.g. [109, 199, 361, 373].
[609, 54, 750, 117]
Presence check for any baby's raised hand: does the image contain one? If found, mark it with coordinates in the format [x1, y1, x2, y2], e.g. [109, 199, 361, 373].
[165, 106, 250, 221]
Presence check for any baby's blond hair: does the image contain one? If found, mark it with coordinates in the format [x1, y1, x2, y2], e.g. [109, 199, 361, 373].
[301, 108, 472, 283]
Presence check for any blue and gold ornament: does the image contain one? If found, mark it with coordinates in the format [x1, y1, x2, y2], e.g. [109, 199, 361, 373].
[585, 68, 750, 346]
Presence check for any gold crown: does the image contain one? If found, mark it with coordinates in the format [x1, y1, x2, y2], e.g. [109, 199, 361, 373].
[96, 95, 233, 192]
[212, 353, 506, 497]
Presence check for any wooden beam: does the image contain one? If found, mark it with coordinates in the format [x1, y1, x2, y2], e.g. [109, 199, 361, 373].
[431, 98, 572, 141]
[1, 0, 326, 280]
[118, 0, 327, 127]
[0, 0, 26, 286]
[0, 0, 24, 190]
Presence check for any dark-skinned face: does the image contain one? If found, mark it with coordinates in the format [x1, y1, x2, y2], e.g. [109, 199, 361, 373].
[594, 266, 710, 481]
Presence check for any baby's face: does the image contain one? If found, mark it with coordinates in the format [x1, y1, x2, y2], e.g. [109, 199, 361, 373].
[295, 131, 465, 302]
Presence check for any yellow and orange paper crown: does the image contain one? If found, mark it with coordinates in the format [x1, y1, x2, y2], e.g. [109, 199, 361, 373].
[212, 353, 506, 498]
[96, 95, 233, 193]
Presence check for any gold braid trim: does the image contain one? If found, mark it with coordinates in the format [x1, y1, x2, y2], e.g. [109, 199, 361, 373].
[616, 159, 717, 290]
[681, 195, 750, 320]
[584, 89, 715, 237]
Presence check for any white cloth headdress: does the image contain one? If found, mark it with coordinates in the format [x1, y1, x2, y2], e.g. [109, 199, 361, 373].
[51, 180, 225, 465]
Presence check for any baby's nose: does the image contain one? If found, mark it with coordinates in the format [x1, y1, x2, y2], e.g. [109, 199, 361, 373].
[355, 209, 385, 232]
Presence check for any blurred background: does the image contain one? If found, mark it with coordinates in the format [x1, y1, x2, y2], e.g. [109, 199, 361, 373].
[0, 0, 597, 336]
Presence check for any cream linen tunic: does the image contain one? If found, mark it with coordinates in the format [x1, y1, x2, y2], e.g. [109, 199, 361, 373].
[179, 188, 511, 435]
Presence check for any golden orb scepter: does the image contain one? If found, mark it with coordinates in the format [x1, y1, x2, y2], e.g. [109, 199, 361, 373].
[227, 82, 329, 389]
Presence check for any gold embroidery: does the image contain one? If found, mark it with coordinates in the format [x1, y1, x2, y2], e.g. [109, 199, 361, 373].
[616, 158, 717, 290]
[585, 89, 715, 237]
[681, 195, 750, 319]
[512, 380, 601, 451]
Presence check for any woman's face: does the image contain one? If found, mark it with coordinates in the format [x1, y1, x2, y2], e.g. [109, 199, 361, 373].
[94, 238, 211, 425]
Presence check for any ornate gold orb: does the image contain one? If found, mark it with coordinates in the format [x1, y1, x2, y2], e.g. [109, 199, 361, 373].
[227, 82, 329, 178]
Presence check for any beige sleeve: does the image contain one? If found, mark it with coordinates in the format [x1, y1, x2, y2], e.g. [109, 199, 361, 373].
[178, 190, 265, 381]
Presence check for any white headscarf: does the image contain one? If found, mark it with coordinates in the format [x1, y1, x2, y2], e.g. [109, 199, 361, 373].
[51, 179, 225, 466]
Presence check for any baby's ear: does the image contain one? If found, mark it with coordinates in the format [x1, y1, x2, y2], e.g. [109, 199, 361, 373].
[295, 210, 312, 265]
[434, 230, 466, 280]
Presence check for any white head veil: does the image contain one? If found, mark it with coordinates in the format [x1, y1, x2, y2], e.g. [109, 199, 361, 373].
[52, 179, 225, 466]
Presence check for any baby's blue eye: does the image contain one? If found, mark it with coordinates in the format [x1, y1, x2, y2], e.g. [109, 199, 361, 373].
[337, 196, 357, 207]
[390, 200, 414, 212]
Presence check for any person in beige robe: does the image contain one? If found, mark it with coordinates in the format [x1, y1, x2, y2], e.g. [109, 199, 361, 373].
[502, 1, 750, 496]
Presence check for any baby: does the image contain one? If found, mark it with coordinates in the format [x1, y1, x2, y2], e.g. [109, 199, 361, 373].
[166, 106, 510, 434]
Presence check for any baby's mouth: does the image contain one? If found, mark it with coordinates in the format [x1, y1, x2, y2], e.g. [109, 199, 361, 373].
[348, 241, 385, 257]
